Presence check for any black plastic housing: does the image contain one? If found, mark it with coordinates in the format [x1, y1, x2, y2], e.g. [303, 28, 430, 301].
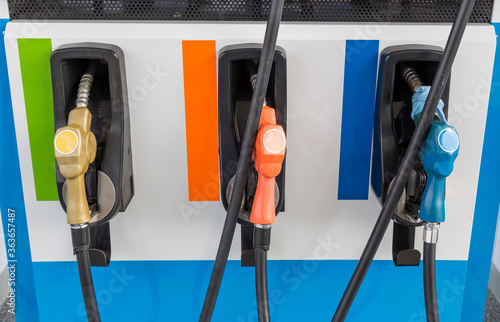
[51, 43, 134, 266]
[371, 45, 451, 266]
[218, 44, 287, 214]
[218, 44, 287, 266]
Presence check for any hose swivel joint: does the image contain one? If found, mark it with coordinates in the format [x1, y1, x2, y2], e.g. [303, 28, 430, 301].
[71, 224, 91, 254]
[423, 222, 440, 244]
[254, 224, 272, 251]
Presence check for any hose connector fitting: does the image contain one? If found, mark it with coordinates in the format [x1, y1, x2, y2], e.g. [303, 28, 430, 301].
[423, 222, 440, 244]
[71, 223, 91, 254]
[254, 224, 272, 251]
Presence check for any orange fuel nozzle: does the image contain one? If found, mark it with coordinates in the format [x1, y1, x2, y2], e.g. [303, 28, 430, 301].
[250, 106, 286, 225]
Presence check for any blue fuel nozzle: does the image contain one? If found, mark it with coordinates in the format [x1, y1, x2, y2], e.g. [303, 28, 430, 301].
[411, 86, 459, 223]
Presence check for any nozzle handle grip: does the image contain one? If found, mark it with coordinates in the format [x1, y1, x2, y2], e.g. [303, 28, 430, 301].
[66, 175, 92, 225]
[54, 107, 96, 225]
[419, 173, 446, 223]
[250, 173, 276, 225]
[418, 122, 459, 223]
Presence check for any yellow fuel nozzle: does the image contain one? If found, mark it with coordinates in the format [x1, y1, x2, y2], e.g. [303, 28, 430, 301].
[54, 107, 97, 225]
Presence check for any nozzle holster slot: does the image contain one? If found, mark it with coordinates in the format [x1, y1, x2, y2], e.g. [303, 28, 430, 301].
[218, 44, 287, 266]
[371, 45, 451, 266]
[51, 43, 134, 266]
[88, 222, 111, 267]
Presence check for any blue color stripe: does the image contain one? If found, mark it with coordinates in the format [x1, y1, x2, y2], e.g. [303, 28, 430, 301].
[32, 259, 466, 322]
[460, 23, 500, 322]
[0, 20, 40, 321]
[338, 40, 379, 200]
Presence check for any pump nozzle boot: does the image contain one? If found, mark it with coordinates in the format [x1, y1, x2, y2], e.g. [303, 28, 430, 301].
[54, 107, 97, 225]
[412, 92, 459, 223]
[250, 106, 286, 225]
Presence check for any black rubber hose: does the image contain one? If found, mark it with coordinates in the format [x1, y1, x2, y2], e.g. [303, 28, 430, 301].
[255, 247, 271, 322]
[332, 1, 476, 321]
[199, 0, 284, 320]
[424, 242, 439, 322]
[72, 225, 100, 322]
[76, 249, 100, 322]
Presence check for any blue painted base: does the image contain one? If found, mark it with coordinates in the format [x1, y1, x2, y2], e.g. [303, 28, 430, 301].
[33, 260, 466, 322]
[460, 22, 500, 322]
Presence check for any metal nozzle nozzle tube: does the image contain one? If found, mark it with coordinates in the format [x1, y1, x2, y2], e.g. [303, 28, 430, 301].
[401, 64, 424, 93]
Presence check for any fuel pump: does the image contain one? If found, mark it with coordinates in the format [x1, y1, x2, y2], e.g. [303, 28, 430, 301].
[51, 43, 134, 322]
[332, 0, 475, 321]
[406, 72, 460, 321]
[54, 64, 100, 322]
[218, 44, 287, 267]
[251, 105, 286, 321]
[199, 0, 285, 319]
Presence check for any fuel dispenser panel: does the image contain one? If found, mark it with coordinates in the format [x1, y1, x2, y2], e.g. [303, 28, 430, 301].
[2, 20, 497, 322]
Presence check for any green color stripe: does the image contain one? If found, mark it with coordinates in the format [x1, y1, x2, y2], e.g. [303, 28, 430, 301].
[18, 39, 58, 201]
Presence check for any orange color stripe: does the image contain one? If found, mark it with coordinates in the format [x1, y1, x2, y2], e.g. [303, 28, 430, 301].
[182, 40, 220, 201]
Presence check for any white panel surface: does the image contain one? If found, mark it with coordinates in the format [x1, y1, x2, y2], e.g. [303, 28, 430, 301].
[4, 22, 496, 263]
[0, 0, 7, 20]
[492, 0, 500, 23]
